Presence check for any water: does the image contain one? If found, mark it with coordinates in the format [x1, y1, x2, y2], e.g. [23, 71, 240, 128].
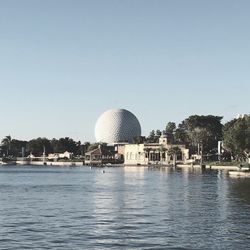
[0, 166, 250, 250]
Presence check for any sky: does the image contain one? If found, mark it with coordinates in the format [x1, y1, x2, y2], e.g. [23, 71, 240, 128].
[0, 0, 249, 142]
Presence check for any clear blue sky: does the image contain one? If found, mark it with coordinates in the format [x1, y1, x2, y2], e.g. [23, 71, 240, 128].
[0, 0, 249, 142]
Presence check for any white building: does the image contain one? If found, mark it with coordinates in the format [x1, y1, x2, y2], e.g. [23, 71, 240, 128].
[48, 151, 73, 160]
[124, 135, 189, 166]
[236, 114, 249, 119]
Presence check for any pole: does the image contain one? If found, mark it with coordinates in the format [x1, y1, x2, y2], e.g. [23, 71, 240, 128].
[200, 143, 203, 166]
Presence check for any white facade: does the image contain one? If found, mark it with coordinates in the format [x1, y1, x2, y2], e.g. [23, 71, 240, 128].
[48, 151, 73, 160]
[236, 114, 248, 119]
[124, 144, 147, 165]
[124, 137, 189, 166]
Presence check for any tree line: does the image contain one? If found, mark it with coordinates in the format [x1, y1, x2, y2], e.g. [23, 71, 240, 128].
[144, 115, 250, 162]
[1, 114, 249, 162]
[0, 136, 89, 158]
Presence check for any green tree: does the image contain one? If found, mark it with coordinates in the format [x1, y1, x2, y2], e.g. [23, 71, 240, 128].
[147, 130, 161, 143]
[174, 128, 186, 143]
[223, 116, 250, 161]
[1, 135, 12, 156]
[28, 138, 53, 156]
[1, 136, 28, 157]
[175, 115, 223, 153]
[165, 122, 176, 134]
[133, 136, 145, 144]
[143, 147, 151, 158]
[155, 130, 162, 137]
[83, 142, 90, 154]
[87, 142, 107, 151]
[10, 139, 27, 157]
[147, 130, 155, 143]
[159, 146, 167, 164]
[51, 137, 79, 154]
[168, 146, 182, 167]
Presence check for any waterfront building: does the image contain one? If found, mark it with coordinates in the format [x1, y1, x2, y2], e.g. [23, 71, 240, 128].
[124, 134, 189, 166]
[85, 145, 115, 165]
[236, 114, 249, 119]
[48, 151, 73, 161]
[92, 108, 189, 166]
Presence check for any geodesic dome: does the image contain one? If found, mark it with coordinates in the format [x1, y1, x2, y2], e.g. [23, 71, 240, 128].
[95, 109, 141, 144]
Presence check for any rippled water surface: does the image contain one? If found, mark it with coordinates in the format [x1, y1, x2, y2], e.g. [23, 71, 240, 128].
[0, 165, 250, 249]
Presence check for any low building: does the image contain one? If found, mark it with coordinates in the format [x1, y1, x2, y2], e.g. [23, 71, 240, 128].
[124, 134, 189, 165]
[114, 143, 127, 163]
[85, 145, 115, 165]
[27, 153, 36, 159]
[59, 151, 73, 159]
[48, 151, 73, 161]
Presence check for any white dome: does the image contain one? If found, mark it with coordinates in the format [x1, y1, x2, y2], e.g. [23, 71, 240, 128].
[95, 109, 141, 144]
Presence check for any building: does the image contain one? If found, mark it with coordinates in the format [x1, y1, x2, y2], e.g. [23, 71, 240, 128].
[95, 109, 141, 144]
[236, 114, 249, 119]
[48, 151, 73, 161]
[124, 134, 189, 165]
[85, 145, 116, 165]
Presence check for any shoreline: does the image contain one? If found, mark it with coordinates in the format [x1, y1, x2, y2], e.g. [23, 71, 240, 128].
[0, 161, 249, 172]
[177, 164, 240, 171]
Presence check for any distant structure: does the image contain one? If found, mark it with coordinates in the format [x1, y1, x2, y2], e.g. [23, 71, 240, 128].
[85, 145, 115, 165]
[95, 109, 141, 144]
[236, 114, 248, 119]
[124, 134, 189, 166]
[48, 151, 73, 161]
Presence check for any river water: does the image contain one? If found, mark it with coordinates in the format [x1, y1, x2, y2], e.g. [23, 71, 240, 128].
[0, 165, 250, 249]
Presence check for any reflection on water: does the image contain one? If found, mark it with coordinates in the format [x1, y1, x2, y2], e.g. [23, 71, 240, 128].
[229, 178, 250, 204]
[0, 165, 250, 249]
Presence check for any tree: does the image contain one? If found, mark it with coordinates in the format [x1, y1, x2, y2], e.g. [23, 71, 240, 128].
[1, 135, 12, 156]
[147, 130, 161, 143]
[147, 130, 155, 142]
[174, 128, 186, 143]
[51, 137, 79, 155]
[155, 130, 162, 137]
[87, 142, 107, 151]
[165, 122, 176, 134]
[168, 146, 182, 167]
[133, 136, 145, 144]
[83, 142, 90, 154]
[1, 136, 28, 157]
[175, 115, 223, 153]
[143, 147, 151, 158]
[10, 139, 27, 157]
[223, 116, 250, 161]
[28, 138, 53, 156]
[159, 146, 167, 164]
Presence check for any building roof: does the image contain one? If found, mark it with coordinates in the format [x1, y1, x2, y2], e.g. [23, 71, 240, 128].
[85, 147, 113, 156]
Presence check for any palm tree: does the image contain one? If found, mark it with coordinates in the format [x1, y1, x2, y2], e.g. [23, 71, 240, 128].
[159, 146, 167, 165]
[143, 147, 151, 159]
[151, 148, 156, 161]
[168, 146, 181, 167]
[1, 135, 12, 156]
[144, 147, 154, 164]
